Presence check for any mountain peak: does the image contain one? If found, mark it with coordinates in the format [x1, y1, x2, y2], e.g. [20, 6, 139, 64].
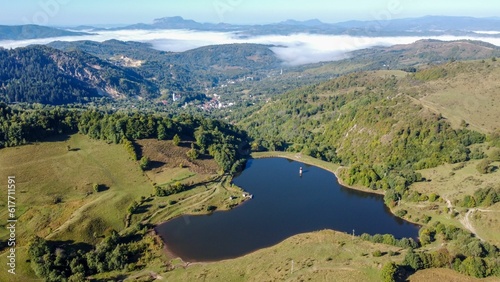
[151, 16, 204, 29]
[279, 19, 324, 26]
[154, 16, 184, 23]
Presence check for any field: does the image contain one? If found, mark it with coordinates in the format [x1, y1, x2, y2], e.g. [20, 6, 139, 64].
[406, 155, 500, 246]
[0, 134, 154, 244]
[158, 229, 408, 282]
[0, 134, 155, 281]
[412, 60, 500, 133]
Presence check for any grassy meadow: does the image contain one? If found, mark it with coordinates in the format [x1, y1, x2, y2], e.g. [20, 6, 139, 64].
[412, 60, 500, 133]
[0, 134, 153, 245]
[159, 230, 407, 282]
[0, 134, 155, 281]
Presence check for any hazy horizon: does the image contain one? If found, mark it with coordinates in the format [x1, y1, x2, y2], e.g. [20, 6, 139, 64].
[2, 1, 500, 66]
[1, 0, 499, 27]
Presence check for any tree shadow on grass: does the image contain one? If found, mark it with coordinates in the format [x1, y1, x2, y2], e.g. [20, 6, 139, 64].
[95, 184, 109, 193]
[30, 134, 72, 144]
[91, 274, 128, 282]
[491, 166, 499, 173]
[134, 204, 152, 215]
[197, 153, 213, 161]
[148, 161, 166, 169]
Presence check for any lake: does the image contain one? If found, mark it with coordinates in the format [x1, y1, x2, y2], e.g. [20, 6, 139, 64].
[155, 157, 420, 262]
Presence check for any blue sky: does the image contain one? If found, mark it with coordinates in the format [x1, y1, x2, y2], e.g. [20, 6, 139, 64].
[1, 0, 499, 26]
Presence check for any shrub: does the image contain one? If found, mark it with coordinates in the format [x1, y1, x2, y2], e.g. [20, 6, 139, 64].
[489, 149, 500, 161]
[139, 156, 150, 170]
[460, 257, 487, 278]
[404, 249, 423, 270]
[395, 209, 408, 217]
[372, 250, 383, 257]
[381, 262, 398, 282]
[128, 201, 139, 214]
[186, 146, 199, 161]
[172, 134, 181, 146]
[422, 215, 432, 224]
[429, 193, 439, 202]
[53, 196, 62, 204]
[469, 148, 485, 160]
[476, 159, 493, 174]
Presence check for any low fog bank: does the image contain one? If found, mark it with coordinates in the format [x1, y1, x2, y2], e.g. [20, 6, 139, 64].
[1, 29, 500, 66]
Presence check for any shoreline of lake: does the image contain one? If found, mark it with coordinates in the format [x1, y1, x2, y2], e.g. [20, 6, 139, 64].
[250, 151, 385, 196]
[155, 157, 419, 262]
[250, 152, 426, 227]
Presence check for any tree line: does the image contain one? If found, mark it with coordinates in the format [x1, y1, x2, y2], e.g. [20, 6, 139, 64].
[0, 103, 248, 173]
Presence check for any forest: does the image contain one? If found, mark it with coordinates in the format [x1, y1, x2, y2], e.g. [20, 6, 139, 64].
[0, 46, 159, 104]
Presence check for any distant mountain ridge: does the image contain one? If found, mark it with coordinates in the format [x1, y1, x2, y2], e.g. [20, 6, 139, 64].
[2, 16, 500, 41]
[278, 19, 325, 27]
[335, 15, 500, 32]
[0, 41, 284, 104]
[0, 25, 91, 40]
[109, 15, 500, 37]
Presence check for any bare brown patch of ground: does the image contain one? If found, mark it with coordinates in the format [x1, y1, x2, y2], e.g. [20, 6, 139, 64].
[136, 139, 219, 175]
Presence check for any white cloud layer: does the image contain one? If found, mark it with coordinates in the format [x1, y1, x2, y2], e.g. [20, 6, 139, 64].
[1, 29, 500, 65]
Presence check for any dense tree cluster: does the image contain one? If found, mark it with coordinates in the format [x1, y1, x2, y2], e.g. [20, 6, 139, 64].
[78, 110, 248, 173]
[359, 233, 419, 249]
[0, 103, 79, 148]
[154, 182, 188, 197]
[458, 186, 500, 208]
[28, 232, 142, 281]
[403, 221, 500, 278]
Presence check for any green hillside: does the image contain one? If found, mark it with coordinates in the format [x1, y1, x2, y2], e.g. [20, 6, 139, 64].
[0, 45, 159, 104]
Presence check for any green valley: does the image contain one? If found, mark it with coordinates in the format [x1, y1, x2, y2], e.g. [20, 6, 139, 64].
[1, 35, 500, 282]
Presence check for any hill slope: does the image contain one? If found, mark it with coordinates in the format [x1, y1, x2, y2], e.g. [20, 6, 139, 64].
[238, 60, 500, 188]
[0, 25, 90, 40]
[0, 45, 159, 104]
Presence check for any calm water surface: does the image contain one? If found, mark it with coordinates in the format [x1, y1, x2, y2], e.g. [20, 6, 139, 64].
[155, 158, 420, 261]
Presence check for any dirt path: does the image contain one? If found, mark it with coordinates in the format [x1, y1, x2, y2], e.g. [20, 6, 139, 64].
[174, 186, 222, 216]
[458, 208, 500, 242]
[459, 209, 483, 241]
[443, 196, 488, 241]
[147, 181, 224, 225]
[46, 192, 115, 239]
